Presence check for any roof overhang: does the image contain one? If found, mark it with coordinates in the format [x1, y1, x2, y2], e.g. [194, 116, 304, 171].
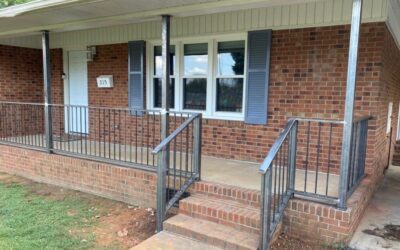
[388, 0, 400, 48]
[0, 0, 321, 39]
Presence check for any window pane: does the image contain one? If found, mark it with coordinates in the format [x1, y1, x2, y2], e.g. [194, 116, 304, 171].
[154, 45, 175, 76]
[217, 41, 245, 76]
[216, 78, 243, 112]
[184, 43, 208, 76]
[154, 78, 175, 108]
[183, 78, 207, 110]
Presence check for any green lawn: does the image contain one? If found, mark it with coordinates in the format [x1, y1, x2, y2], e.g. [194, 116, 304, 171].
[0, 182, 97, 250]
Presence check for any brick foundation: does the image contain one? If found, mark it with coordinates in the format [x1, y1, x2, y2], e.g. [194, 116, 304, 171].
[283, 176, 376, 244]
[0, 145, 157, 208]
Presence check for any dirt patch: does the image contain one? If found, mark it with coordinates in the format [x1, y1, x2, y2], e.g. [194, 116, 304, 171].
[271, 233, 353, 250]
[91, 204, 156, 248]
[363, 224, 400, 241]
[0, 172, 156, 249]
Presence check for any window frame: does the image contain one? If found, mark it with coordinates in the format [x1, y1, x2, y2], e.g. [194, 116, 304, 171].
[148, 42, 179, 111]
[146, 34, 247, 121]
[212, 38, 247, 119]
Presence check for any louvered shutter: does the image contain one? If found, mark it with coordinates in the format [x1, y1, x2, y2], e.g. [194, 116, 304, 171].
[245, 30, 272, 125]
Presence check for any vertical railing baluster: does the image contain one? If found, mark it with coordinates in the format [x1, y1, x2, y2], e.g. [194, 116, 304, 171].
[326, 123, 333, 196]
[315, 122, 322, 194]
[193, 114, 202, 179]
[289, 121, 297, 194]
[135, 110, 138, 163]
[260, 167, 272, 250]
[304, 121, 311, 192]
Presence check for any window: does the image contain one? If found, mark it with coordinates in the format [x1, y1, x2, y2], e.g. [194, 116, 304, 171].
[148, 36, 246, 120]
[183, 43, 208, 110]
[153, 45, 175, 108]
[216, 41, 245, 113]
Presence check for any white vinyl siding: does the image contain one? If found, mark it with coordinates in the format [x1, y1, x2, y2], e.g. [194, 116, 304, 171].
[0, 0, 389, 49]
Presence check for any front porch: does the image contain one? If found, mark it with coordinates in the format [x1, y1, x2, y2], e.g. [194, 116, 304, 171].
[0, 0, 399, 249]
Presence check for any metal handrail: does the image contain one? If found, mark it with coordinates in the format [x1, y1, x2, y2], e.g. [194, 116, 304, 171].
[152, 113, 200, 154]
[352, 115, 372, 123]
[290, 117, 344, 124]
[259, 119, 296, 174]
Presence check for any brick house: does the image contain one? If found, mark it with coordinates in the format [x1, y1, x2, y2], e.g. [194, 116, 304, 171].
[0, 0, 399, 248]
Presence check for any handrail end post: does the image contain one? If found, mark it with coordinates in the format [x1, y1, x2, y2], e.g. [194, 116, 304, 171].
[156, 150, 168, 232]
[193, 114, 202, 180]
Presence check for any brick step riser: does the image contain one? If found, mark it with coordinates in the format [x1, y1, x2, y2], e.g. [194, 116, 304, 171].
[190, 181, 261, 208]
[179, 199, 260, 234]
[164, 221, 257, 250]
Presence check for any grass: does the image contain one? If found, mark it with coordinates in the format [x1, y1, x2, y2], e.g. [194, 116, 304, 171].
[0, 182, 97, 250]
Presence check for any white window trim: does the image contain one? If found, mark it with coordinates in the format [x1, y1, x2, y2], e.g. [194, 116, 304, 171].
[397, 102, 400, 140]
[387, 102, 393, 134]
[146, 33, 247, 121]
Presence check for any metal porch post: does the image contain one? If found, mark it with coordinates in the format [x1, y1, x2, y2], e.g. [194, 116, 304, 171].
[42, 30, 53, 152]
[156, 15, 170, 232]
[338, 0, 363, 209]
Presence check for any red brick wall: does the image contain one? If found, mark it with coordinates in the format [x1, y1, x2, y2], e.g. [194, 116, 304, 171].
[0, 46, 63, 138]
[0, 145, 157, 208]
[0, 45, 43, 102]
[372, 26, 400, 179]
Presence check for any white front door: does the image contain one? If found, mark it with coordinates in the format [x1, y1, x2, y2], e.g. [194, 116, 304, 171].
[68, 51, 89, 134]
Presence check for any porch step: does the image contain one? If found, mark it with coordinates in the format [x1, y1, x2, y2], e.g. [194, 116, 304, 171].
[164, 214, 259, 250]
[130, 231, 222, 250]
[179, 194, 260, 233]
[191, 181, 261, 207]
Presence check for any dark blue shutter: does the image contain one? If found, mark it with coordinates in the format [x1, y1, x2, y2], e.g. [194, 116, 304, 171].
[245, 30, 272, 125]
[128, 41, 145, 112]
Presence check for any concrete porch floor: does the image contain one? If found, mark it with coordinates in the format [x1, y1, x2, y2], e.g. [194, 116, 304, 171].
[2, 135, 339, 197]
[349, 166, 400, 250]
[202, 156, 339, 197]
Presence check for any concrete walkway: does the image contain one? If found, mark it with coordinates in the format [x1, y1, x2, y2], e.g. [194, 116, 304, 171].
[350, 166, 400, 250]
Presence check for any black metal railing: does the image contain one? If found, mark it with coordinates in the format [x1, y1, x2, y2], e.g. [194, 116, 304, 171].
[0, 102, 197, 171]
[0, 102, 46, 148]
[293, 118, 344, 204]
[50, 104, 165, 169]
[259, 117, 371, 249]
[153, 113, 202, 232]
[346, 116, 371, 196]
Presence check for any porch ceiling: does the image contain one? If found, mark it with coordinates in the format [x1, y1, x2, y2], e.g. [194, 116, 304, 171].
[0, 0, 320, 38]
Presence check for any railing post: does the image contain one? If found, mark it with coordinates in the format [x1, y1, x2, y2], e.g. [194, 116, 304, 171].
[288, 120, 298, 193]
[156, 151, 167, 232]
[42, 30, 53, 153]
[156, 14, 171, 232]
[260, 170, 272, 250]
[193, 114, 202, 180]
[338, 0, 362, 210]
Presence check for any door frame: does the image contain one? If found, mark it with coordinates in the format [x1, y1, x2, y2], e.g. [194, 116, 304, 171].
[63, 47, 89, 134]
